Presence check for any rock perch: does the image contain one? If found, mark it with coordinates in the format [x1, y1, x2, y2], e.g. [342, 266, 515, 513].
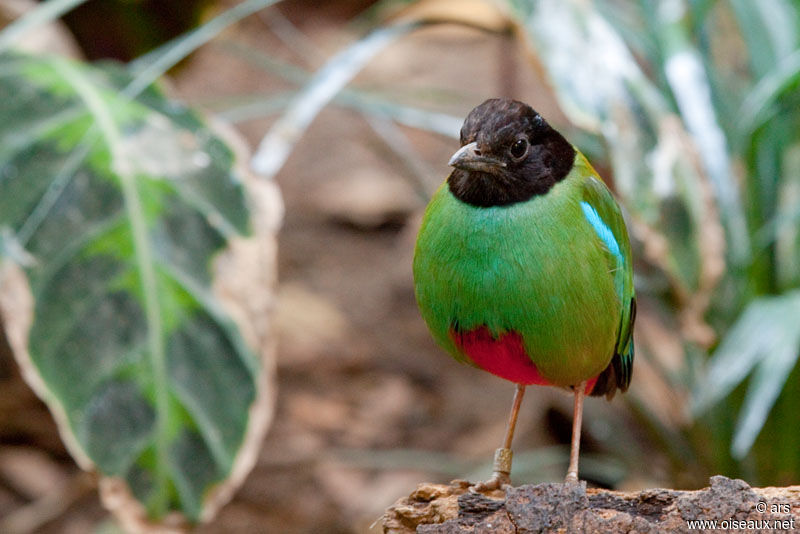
[382, 476, 800, 533]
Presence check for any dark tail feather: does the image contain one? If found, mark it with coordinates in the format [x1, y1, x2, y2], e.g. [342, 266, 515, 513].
[589, 356, 618, 399]
[590, 298, 636, 399]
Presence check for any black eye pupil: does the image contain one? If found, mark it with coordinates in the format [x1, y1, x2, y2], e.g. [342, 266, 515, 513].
[511, 139, 527, 158]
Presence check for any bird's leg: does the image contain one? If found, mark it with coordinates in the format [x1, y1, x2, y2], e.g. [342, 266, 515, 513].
[565, 380, 587, 484]
[472, 384, 526, 492]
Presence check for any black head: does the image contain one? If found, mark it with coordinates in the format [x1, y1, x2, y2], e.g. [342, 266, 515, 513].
[447, 98, 575, 207]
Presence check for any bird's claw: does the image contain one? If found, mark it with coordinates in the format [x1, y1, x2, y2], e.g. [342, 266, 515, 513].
[471, 447, 513, 493]
[470, 472, 511, 493]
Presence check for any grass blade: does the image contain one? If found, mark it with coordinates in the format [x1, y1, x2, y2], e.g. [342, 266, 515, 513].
[692, 299, 774, 414]
[0, 0, 88, 52]
[212, 41, 462, 137]
[729, 0, 799, 78]
[125, 0, 284, 97]
[655, 5, 749, 264]
[693, 291, 800, 459]
[737, 49, 800, 138]
[251, 22, 419, 178]
[731, 295, 800, 457]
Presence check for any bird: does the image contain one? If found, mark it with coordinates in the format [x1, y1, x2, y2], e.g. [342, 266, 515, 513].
[413, 98, 635, 490]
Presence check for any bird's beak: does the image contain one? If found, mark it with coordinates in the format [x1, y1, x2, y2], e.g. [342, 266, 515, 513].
[448, 142, 506, 172]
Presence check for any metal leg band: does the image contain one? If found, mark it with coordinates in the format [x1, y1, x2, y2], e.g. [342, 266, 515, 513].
[492, 447, 512, 476]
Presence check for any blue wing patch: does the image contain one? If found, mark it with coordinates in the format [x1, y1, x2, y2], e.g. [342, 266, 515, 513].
[580, 201, 622, 260]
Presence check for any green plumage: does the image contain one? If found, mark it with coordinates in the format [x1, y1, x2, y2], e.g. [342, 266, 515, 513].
[414, 152, 635, 393]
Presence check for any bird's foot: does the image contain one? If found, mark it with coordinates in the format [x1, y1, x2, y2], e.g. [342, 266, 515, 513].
[564, 470, 579, 485]
[470, 472, 511, 493]
[470, 447, 513, 493]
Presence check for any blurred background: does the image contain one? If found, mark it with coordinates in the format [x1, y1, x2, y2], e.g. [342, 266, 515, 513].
[1, 0, 800, 532]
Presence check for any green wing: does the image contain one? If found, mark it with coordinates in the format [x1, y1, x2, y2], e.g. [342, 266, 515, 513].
[578, 160, 636, 398]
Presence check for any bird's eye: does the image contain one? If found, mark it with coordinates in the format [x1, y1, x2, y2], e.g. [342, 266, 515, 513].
[510, 138, 528, 160]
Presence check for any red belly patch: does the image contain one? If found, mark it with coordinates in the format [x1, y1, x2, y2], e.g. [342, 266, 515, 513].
[450, 325, 598, 392]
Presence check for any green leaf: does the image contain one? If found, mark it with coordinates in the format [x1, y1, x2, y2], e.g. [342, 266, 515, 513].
[653, 4, 749, 265]
[692, 291, 800, 457]
[506, 0, 725, 311]
[507, 0, 667, 133]
[0, 51, 271, 525]
[731, 323, 800, 458]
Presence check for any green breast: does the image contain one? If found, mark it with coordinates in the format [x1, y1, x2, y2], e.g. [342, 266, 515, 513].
[413, 172, 620, 386]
